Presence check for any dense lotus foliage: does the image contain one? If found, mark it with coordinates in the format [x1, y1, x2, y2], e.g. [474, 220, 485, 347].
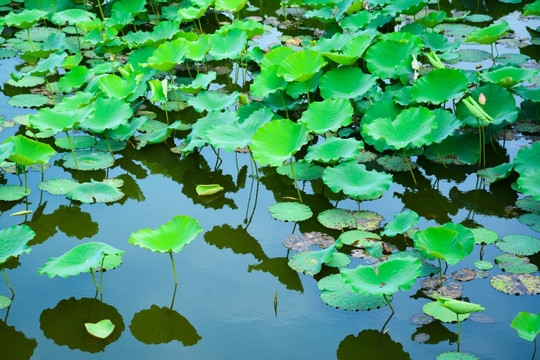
[0, 0, 539, 358]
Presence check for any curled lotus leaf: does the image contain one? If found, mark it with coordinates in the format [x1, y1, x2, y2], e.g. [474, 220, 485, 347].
[299, 98, 353, 134]
[85, 320, 115, 339]
[516, 170, 540, 201]
[4, 135, 56, 166]
[414, 224, 474, 266]
[477, 162, 514, 185]
[187, 91, 239, 113]
[0, 295, 11, 310]
[66, 180, 124, 204]
[338, 230, 381, 246]
[479, 67, 538, 88]
[437, 297, 485, 315]
[289, 245, 349, 276]
[81, 97, 133, 133]
[209, 28, 247, 60]
[277, 49, 327, 82]
[319, 67, 377, 99]
[490, 274, 540, 295]
[215, 0, 248, 13]
[304, 137, 362, 164]
[268, 202, 312, 222]
[144, 39, 190, 71]
[381, 210, 419, 237]
[465, 20, 510, 44]
[496, 234, 540, 256]
[511, 312, 540, 342]
[470, 228, 498, 245]
[423, 301, 470, 323]
[365, 38, 421, 81]
[2, 9, 47, 29]
[0, 224, 35, 264]
[62, 151, 114, 171]
[412, 68, 469, 105]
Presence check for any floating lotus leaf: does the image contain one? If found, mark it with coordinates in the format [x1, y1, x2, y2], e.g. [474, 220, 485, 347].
[519, 213, 540, 232]
[62, 151, 114, 171]
[477, 162, 514, 185]
[470, 228, 498, 245]
[436, 352, 480, 360]
[299, 98, 353, 134]
[438, 297, 485, 315]
[423, 301, 470, 323]
[458, 48, 492, 62]
[414, 225, 474, 265]
[0, 224, 35, 264]
[188, 91, 239, 113]
[341, 257, 422, 296]
[85, 320, 115, 339]
[516, 196, 540, 213]
[473, 260, 493, 270]
[38, 178, 79, 195]
[495, 254, 538, 274]
[424, 132, 479, 165]
[319, 67, 376, 99]
[177, 71, 216, 94]
[51, 9, 95, 25]
[6, 75, 44, 88]
[66, 180, 124, 204]
[456, 84, 518, 126]
[289, 245, 349, 276]
[251, 119, 308, 167]
[277, 49, 326, 82]
[517, 170, 540, 201]
[8, 94, 50, 108]
[276, 161, 324, 181]
[490, 274, 540, 295]
[322, 161, 392, 201]
[0, 185, 31, 201]
[283, 232, 335, 252]
[381, 210, 419, 237]
[338, 230, 381, 246]
[144, 39, 189, 71]
[81, 97, 133, 133]
[196, 184, 224, 196]
[0, 49, 18, 60]
[365, 38, 421, 82]
[514, 142, 540, 175]
[317, 274, 390, 311]
[4, 135, 56, 167]
[377, 155, 416, 172]
[129, 215, 203, 254]
[268, 202, 312, 222]
[39, 242, 124, 278]
[305, 137, 362, 164]
[511, 312, 540, 342]
[55, 136, 96, 150]
[0, 295, 10, 310]
[480, 67, 538, 88]
[209, 28, 247, 60]
[2, 9, 47, 29]
[451, 269, 476, 281]
[496, 234, 540, 256]
[465, 20, 510, 44]
[412, 68, 468, 105]
[318, 209, 383, 231]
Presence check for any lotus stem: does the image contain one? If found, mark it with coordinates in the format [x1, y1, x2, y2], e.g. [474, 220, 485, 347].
[197, 19, 204, 34]
[482, 125, 487, 167]
[170, 283, 178, 309]
[435, 146, 447, 168]
[65, 132, 79, 171]
[457, 314, 461, 352]
[104, 131, 115, 158]
[27, 28, 35, 51]
[3, 269, 15, 296]
[290, 157, 303, 204]
[169, 252, 178, 286]
[168, 71, 182, 111]
[196, 63, 200, 75]
[185, 60, 193, 79]
[438, 258, 443, 287]
[99, 256, 105, 299]
[23, 169, 28, 192]
[90, 268, 99, 293]
[274, 290, 278, 317]
[225, 61, 232, 88]
[74, 26, 81, 50]
[51, 0, 57, 13]
[40, 163, 44, 181]
[383, 293, 394, 313]
[280, 92, 290, 119]
[163, 101, 169, 125]
[306, 81, 310, 105]
[44, 78, 56, 105]
[96, 0, 105, 20]
[214, 9, 220, 25]
[402, 148, 417, 186]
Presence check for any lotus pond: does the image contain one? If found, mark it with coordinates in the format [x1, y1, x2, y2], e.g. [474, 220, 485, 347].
[0, 0, 540, 359]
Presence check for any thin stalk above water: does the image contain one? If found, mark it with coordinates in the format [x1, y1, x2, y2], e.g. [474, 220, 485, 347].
[290, 157, 303, 204]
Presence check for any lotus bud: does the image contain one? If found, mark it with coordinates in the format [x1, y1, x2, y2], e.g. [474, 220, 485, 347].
[479, 93, 486, 106]
[239, 94, 249, 106]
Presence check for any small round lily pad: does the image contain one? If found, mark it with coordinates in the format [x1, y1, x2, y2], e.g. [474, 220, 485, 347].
[8, 94, 50, 108]
[471, 228, 498, 245]
[0, 185, 31, 201]
[458, 49, 492, 62]
[55, 136, 96, 150]
[94, 139, 127, 152]
[317, 274, 390, 311]
[66, 180, 124, 204]
[422, 277, 463, 299]
[519, 213, 540, 233]
[318, 209, 383, 231]
[62, 151, 114, 171]
[516, 196, 540, 213]
[473, 260, 493, 270]
[423, 301, 470, 323]
[283, 232, 335, 251]
[410, 313, 434, 325]
[268, 202, 312, 222]
[490, 274, 540, 295]
[495, 254, 538, 274]
[338, 230, 381, 246]
[0, 294, 11, 310]
[377, 154, 417, 172]
[469, 313, 496, 324]
[38, 178, 79, 195]
[496, 234, 540, 256]
[451, 268, 476, 282]
[436, 352, 480, 360]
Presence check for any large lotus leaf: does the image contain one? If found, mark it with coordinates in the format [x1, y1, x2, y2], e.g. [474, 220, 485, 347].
[363, 107, 437, 150]
[480, 67, 538, 88]
[304, 137, 362, 164]
[112, 0, 146, 14]
[39, 242, 124, 278]
[466, 21, 510, 44]
[276, 161, 324, 181]
[215, 0, 247, 12]
[177, 71, 216, 94]
[62, 151, 114, 171]
[423, 301, 470, 323]
[516, 196, 540, 213]
[490, 274, 540, 295]
[0, 185, 31, 201]
[250, 119, 308, 167]
[188, 91, 239, 113]
[365, 39, 421, 81]
[495, 254, 538, 274]
[496, 234, 540, 256]
[144, 39, 189, 71]
[250, 66, 287, 98]
[98, 74, 137, 99]
[412, 69, 468, 105]
[322, 35, 373, 65]
[514, 142, 540, 175]
[6, 75, 45, 88]
[360, 100, 402, 152]
[317, 274, 389, 311]
[29, 106, 90, 134]
[470, 228, 498, 245]
[457, 84, 518, 127]
[0, 224, 35, 264]
[58, 66, 91, 93]
[319, 67, 377, 99]
[299, 98, 353, 134]
[437, 297, 485, 315]
[8, 94, 50, 108]
[81, 97, 133, 133]
[66, 180, 124, 204]
[511, 312, 540, 342]
[289, 245, 348, 276]
[29, 52, 67, 77]
[129, 305, 201, 345]
[414, 227, 466, 265]
[261, 47, 294, 71]
[424, 132, 480, 165]
[3, 135, 56, 166]
[55, 135, 96, 150]
[477, 162, 514, 185]
[318, 209, 383, 231]
[322, 161, 392, 201]
[209, 28, 247, 60]
[341, 257, 422, 296]
[182, 110, 237, 153]
[277, 50, 327, 82]
[38, 178, 79, 195]
[524, 1, 540, 15]
[51, 9, 95, 25]
[129, 215, 203, 254]
[268, 202, 312, 222]
[381, 210, 419, 237]
[2, 9, 47, 28]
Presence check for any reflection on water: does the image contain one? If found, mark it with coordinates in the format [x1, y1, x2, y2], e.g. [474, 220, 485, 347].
[337, 329, 411, 360]
[0, 320, 37, 360]
[248, 257, 304, 293]
[412, 321, 458, 345]
[205, 224, 267, 261]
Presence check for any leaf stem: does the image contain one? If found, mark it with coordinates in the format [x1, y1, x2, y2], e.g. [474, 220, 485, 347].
[438, 258, 443, 287]
[65, 132, 79, 171]
[105, 131, 115, 159]
[90, 268, 99, 293]
[27, 28, 34, 51]
[457, 314, 461, 352]
[383, 293, 394, 313]
[290, 158, 303, 204]
[402, 148, 417, 185]
[3, 269, 15, 296]
[169, 252, 178, 285]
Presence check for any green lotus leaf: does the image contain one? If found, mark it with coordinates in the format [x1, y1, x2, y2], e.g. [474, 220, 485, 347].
[51, 9, 95, 25]
[285, 71, 322, 99]
[377, 155, 418, 172]
[195, 184, 224, 196]
[57, 66, 90, 93]
[381, 209, 419, 237]
[144, 39, 190, 71]
[250, 66, 287, 98]
[261, 47, 294, 71]
[304, 137, 362, 164]
[149, 79, 168, 103]
[38, 178, 79, 195]
[365, 38, 421, 82]
[470, 228, 498, 245]
[423, 301, 470, 323]
[412, 69, 469, 105]
[129, 215, 203, 254]
[277, 49, 326, 82]
[112, 0, 146, 15]
[188, 91, 239, 113]
[268, 202, 312, 222]
[424, 132, 480, 165]
[322, 35, 373, 65]
[209, 28, 247, 60]
[6, 75, 45, 88]
[220, 19, 264, 38]
[55, 135, 96, 150]
[251, 119, 308, 167]
[66, 180, 124, 204]
[299, 98, 353, 134]
[437, 297, 485, 315]
[323, 161, 392, 201]
[477, 162, 514, 185]
[495, 254, 538, 274]
[519, 213, 540, 233]
[85, 320, 115, 339]
[473, 260, 494, 270]
[177, 71, 216, 94]
[511, 312, 540, 342]
[29, 106, 90, 134]
[318, 209, 383, 231]
[524, 1, 540, 15]
[341, 10, 372, 30]
[317, 274, 389, 311]
[516, 196, 540, 213]
[0, 224, 35, 264]
[457, 48, 492, 62]
[0, 49, 18, 60]
[490, 274, 540, 295]
[0, 185, 31, 201]
[276, 161, 324, 181]
[0, 295, 10, 310]
[416, 10, 446, 28]
[361, 100, 402, 152]
[414, 226, 469, 265]
[341, 257, 422, 296]
[2, 9, 47, 29]
[289, 245, 350, 276]
[98, 74, 139, 99]
[3, 135, 56, 167]
[94, 139, 127, 152]
[8, 94, 50, 108]
[480, 67, 538, 88]
[183, 111, 237, 153]
[29, 52, 67, 77]
[81, 97, 133, 133]
[436, 351, 481, 360]
[514, 142, 540, 175]
[39, 242, 124, 278]
[363, 107, 437, 150]
[319, 67, 377, 99]
[465, 20, 510, 44]
[215, 0, 247, 12]
[496, 234, 540, 256]
[62, 151, 114, 171]
[421, 31, 460, 53]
